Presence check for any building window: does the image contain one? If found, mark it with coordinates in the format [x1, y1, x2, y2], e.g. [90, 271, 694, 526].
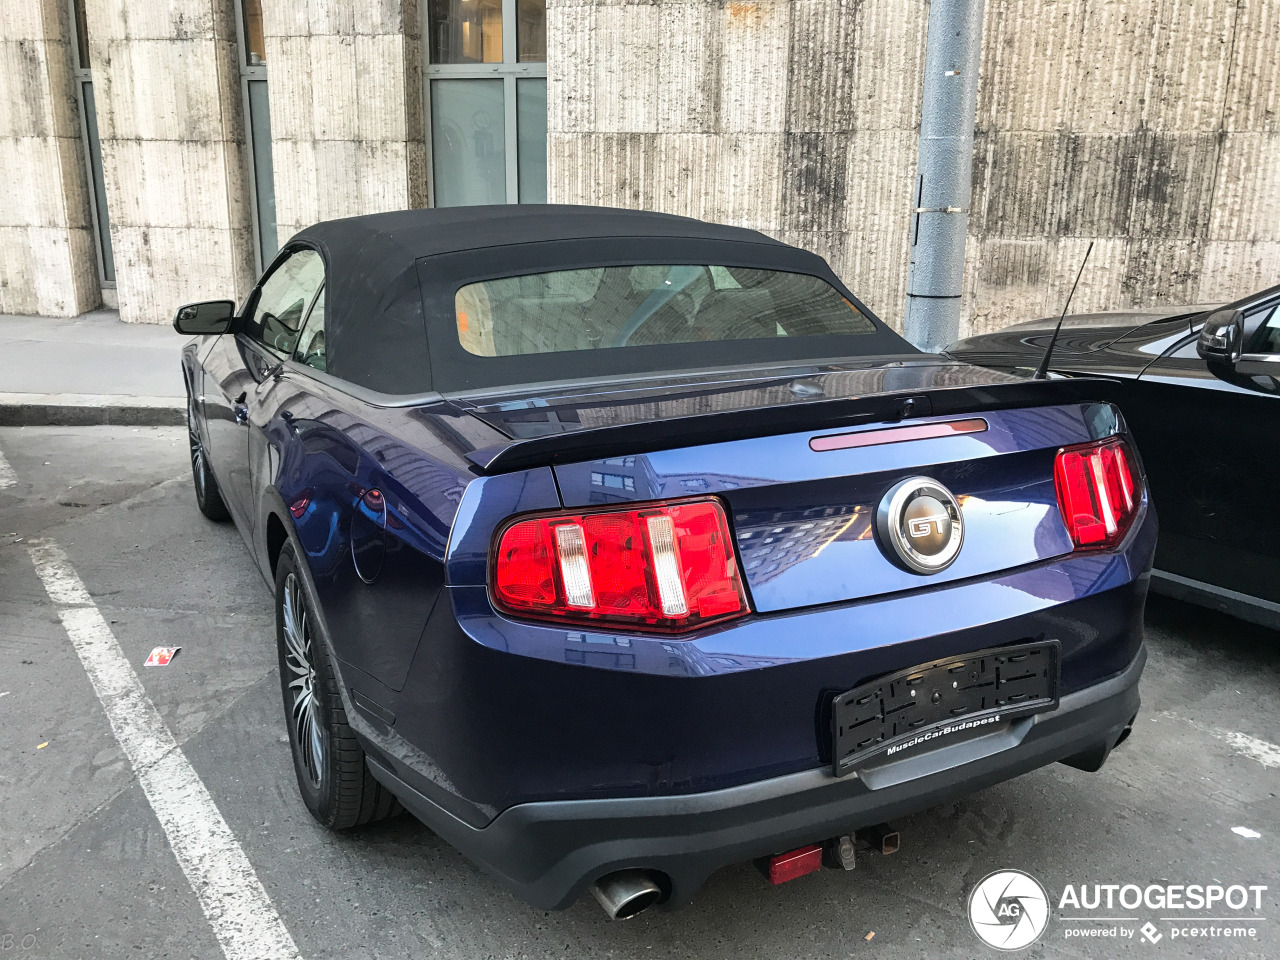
[237, 0, 277, 272]
[69, 0, 114, 286]
[426, 0, 547, 206]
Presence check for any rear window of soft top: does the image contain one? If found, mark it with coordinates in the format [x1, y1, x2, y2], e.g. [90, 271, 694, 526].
[453, 264, 875, 357]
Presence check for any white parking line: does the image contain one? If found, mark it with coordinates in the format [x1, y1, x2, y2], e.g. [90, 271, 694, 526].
[0, 443, 15, 489]
[27, 538, 302, 960]
[1217, 730, 1280, 770]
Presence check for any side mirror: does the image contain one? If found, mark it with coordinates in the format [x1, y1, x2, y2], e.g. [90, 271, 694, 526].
[173, 300, 236, 335]
[1196, 308, 1244, 364]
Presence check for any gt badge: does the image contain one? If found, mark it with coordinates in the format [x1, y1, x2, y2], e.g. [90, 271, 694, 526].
[876, 476, 964, 574]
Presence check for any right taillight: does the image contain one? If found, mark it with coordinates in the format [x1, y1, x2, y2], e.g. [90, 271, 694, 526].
[1053, 437, 1141, 549]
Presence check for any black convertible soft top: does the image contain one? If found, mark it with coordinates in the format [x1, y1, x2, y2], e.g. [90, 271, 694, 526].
[286, 206, 909, 395]
[294, 205, 786, 262]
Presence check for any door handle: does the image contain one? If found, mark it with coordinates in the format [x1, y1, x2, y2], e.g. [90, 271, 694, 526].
[233, 391, 248, 425]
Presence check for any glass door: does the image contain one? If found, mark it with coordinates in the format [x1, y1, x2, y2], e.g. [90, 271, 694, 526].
[237, 0, 277, 272]
[425, 0, 547, 205]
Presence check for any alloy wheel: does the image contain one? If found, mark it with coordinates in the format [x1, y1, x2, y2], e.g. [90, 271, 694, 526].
[281, 573, 325, 787]
[187, 398, 206, 499]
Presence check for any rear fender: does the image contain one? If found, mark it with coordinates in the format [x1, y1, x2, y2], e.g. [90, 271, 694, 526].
[445, 467, 563, 586]
[256, 485, 296, 591]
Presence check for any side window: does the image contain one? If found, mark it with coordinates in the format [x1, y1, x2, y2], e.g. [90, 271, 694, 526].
[293, 285, 327, 373]
[1247, 304, 1280, 355]
[243, 248, 324, 356]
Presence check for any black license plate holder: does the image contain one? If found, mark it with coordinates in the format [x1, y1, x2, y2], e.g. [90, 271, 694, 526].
[831, 641, 1060, 776]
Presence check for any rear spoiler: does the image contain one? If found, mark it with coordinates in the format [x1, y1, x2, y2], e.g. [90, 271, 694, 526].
[465, 376, 1121, 474]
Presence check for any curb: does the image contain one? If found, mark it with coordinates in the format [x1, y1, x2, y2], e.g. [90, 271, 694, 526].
[0, 392, 184, 427]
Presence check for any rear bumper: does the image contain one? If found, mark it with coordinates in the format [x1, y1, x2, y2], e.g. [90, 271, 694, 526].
[369, 643, 1144, 910]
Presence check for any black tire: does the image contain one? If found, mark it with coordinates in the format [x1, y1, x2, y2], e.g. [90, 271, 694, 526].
[188, 393, 230, 521]
[274, 541, 400, 829]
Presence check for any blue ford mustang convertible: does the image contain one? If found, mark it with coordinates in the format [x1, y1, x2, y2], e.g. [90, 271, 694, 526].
[174, 206, 1153, 917]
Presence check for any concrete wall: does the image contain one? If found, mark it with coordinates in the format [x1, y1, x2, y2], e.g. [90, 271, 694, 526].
[548, 0, 926, 328]
[83, 0, 255, 323]
[966, 0, 1280, 336]
[262, 0, 427, 244]
[0, 0, 100, 316]
[5, 0, 1276, 330]
[548, 0, 1280, 337]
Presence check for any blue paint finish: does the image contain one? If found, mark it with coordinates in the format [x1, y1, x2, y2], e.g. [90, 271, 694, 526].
[731, 453, 1072, 610]
[191, 334, 1154, 820]
[554, 404, 1117, 610]
[243, 369, 483, 692]
[379, 545, 1150, 813]
[444, 504, 1151, 687]
[444, 467, 563, 586]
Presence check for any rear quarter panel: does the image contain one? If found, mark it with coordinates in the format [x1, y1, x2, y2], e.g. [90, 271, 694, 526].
[250, 371, 496, 693]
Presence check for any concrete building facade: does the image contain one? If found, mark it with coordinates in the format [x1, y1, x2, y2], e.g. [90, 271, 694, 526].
[0, 0, 1277, 337]
[0, 0, 100, 316]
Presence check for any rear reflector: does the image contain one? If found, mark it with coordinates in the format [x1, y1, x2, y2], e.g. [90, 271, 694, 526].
[492, 497, 750, 633]
[1053, 437, 1141, 549]
[767, 844, 824, 885]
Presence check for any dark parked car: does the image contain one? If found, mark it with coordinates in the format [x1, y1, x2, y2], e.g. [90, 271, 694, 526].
[174, 206, 1152, 917]
[948, 284, 1280, 630]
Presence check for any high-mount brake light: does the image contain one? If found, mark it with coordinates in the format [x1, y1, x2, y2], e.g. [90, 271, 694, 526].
[1053, 437, 1141, 549]
[492, 498, 750, 633]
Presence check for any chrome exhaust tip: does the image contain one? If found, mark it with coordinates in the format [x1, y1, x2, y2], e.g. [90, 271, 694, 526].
[589, 870, 664, 920]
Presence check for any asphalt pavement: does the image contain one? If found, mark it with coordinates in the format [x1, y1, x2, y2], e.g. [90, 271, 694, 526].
[0, 426, 1277, 960]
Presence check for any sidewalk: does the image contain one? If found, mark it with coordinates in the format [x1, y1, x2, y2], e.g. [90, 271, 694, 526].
[0, 310, 185, 426]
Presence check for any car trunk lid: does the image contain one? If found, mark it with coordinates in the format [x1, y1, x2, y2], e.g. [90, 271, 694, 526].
[550, 404, 1103, 612]
[450, 359, 1120, 614]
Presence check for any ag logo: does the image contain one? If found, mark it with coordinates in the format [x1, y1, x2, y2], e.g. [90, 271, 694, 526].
[968, 869, 1050, 951]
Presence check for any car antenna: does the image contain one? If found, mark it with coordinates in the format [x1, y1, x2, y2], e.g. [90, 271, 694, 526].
[1033, 241, 1094, 380]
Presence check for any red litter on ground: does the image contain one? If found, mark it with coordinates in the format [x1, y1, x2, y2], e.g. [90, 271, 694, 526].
[144, 647, 180, 667]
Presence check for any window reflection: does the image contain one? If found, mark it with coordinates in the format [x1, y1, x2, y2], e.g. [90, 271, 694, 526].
[241, 0, 266, 64]
[72, 0, 90, 68]
[429, 0, 504, 64]
[517, 0, 546, 62]
[738, 505, 873, 584]
[1249, 304, 1280, 354]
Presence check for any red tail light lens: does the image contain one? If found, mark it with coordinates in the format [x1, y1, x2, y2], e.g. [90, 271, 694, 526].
[492, 498, 750, 633]
[1053, 437, 1141, 549]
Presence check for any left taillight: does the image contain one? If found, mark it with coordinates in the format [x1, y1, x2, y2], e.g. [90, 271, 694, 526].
[1053, 437, 1142, 549]
[491, 497, 750, 633]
